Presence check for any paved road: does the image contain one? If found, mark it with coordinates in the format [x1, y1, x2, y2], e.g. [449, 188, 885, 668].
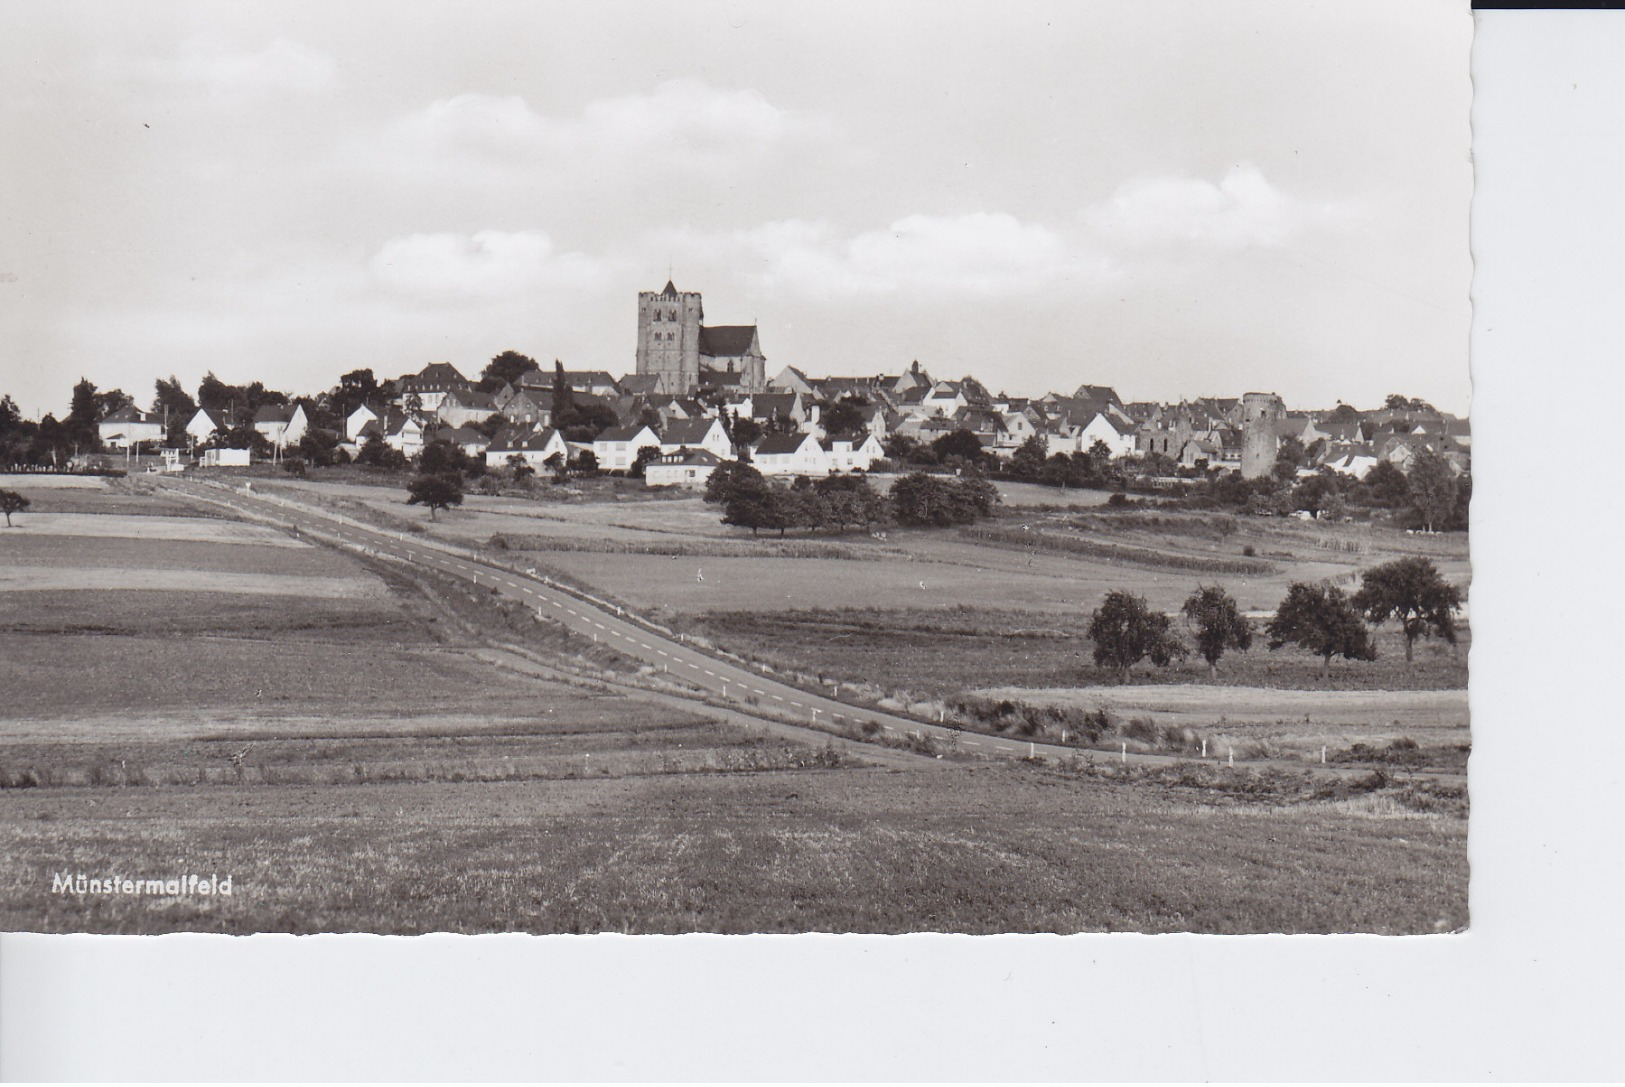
[160, 477, 1452, 778]
[159, 477, 1115, 764]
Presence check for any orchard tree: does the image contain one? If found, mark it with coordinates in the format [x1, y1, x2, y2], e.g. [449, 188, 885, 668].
[1181, 585, 1254, 676]
[1088, 590, 1186, 683]
[0, 488, 29, 527]
[406, 472, 464, 521]
[1363, 459, 1410, 507]
[630, 443, 662, 479]
[1407, 448, 1458, 533]
[1352, 556, 1463, 662]
[1266, 582, 1375, 676]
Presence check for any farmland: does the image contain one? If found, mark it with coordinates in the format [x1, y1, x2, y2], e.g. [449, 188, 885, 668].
[0, 475, 1468, 933]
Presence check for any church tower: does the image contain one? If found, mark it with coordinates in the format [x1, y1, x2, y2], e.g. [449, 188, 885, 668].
[635, 280, 704, 395]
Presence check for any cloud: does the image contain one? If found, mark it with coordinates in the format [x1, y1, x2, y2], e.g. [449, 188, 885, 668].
[1083, 163, 1356, 248]
[368, 230, 611, 299]
[653, 213, 1108, 298]
[108, 36, 336, 99]
[383, 80, 821, 173]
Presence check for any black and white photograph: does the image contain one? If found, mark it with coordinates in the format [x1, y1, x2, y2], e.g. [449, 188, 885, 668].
[0, 0, 1473, 939]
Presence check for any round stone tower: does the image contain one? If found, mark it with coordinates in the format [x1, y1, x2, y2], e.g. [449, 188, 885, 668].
[1240, 391, 1286, 479]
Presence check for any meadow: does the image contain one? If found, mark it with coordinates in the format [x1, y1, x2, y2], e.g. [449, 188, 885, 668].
[0, 475, 1468, 933]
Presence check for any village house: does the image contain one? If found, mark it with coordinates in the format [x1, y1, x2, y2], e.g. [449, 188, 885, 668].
[437, 424, 492, 460]
[485, 426, 567, 471]
[499, 389, 546, 428]
[593, 423, 661, 473]
[657, 417, 734, 462]
[824, 431, 885, 473]
[98, 405, 165, 449]
[345, 403, 381, 442]
[395, 362, 472, 413]
[752, 432, 827, 477]
[252, 403, 309, 449]
[644, 448, 723, 490]
[184, 407, 229, 446]
[435, 389, 500, 429]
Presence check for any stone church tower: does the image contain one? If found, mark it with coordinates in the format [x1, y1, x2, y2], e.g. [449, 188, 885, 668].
[635, 280, 704, 395]
[635, 280, 766, 394]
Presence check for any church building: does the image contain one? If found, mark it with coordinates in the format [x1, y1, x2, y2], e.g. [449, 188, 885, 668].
[634, 280, 766, 395]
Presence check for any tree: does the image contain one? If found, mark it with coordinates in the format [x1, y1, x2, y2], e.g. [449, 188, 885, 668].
[630, 444, 661, 479]
[65, 378, 103, 450]
[550, 359, 575, 423]
[1273, 435, 1307, 482]
[729, 413, 763, 446]
[1266, 582, 1376, 676]
[335, 368, 379, 418]
[571, 448, 599, 475]
[1181, 585, 1254, 676]
[406, 472, 464, 521]
[544, 451, 567, 484]
[0, 488, 29, 527]
[931, 428, 983, 463]
[1352, 556, 1463, 662]
[1407, 448, 1458, 532]
[357, 434, 406, 469]
[480, 351, 537, 393]
[704, 459, 762, 504]
[1088, 590, 1186, 683]
[505, 453, 535, 481]
[721, 469, 783, 535]
[1363, 459, 1409, 507]
[298, 427, 343, 467]
[1008, 433, 1048, 480]
[152, 375, 197, 446]
[418, 438, 470, 476]
[820, 395, 869, 435]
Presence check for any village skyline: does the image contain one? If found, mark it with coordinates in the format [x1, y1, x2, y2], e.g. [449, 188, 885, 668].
[2, 2, 1472, 420]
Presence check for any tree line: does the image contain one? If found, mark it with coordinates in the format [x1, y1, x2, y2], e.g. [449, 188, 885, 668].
[1088, 556, 1463, 682]
[702, 463, 999, 536]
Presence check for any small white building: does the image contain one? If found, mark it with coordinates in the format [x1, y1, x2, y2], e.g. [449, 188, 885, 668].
[658, 417, 734, 462]
[592, 423, 661, 473]
[752, 432, 826, 477]
[824, 431, 884, 473]
[485, 426, 567, 471]
[384, 414, 428, 459]
[253, 403, 309, 449]
[98, 405, 164, 449]
[345, 403, 381, 442]
[645, 449, 723, 490]
[185, 407, 228, 446]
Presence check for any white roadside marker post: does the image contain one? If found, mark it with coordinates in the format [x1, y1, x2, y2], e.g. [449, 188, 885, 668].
[1202, 738, 1207, 758]
[1228, 749, 1235, 768]
[1321, 745, 1327, 764]
[1120, 742, 1126, 764]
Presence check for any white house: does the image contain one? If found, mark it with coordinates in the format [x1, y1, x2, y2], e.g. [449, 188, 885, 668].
[395, 362, 472, 413]
[645, 448, 723, 490]
[824, 431, 884, 473]
[253, 403, 309, 449]
[592, 423, 661, 473]
[485, 426, 567, 470]
[752, 432, 826, 476]
[383, 414, 428, 458]
[658, 417, 734, 462]
[1046, 411, 1135, 459]
[344, 403, 380, 442]
[98, 405, 165, 449]
[184, 407, 228, 446]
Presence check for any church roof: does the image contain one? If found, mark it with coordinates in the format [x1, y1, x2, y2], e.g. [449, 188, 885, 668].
[698, 325, 760, 357]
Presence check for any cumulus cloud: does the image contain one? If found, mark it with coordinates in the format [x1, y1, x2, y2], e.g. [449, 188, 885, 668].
[655, 213, 1108, 298]
[387, 80, 815, 170]
[368, 230, 610, 299]
[1083, 163, 1356, 248]
[108, 36, 336, 98]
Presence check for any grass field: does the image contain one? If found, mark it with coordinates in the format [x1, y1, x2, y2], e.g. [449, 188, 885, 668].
[0, 478, 1468, 933]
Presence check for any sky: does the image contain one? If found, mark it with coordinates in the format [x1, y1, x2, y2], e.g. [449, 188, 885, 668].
[0, 0, 1473, 419]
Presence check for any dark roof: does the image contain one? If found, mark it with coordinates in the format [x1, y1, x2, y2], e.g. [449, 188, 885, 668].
[103, 405, 151, 424]
[438, 425, 490, 446]
[596, 423, 658, 443]
[826, 431, 878, 446]
[618, 374, 661, 396]
[443, 389, 498, 410]
[401, 362, 471, 390]
[661, 418, 722, 445]
[698, 370, 745, 388]
[253, 404, 293, 424]
[653, 448, 723, 467]
[753, 434, 814, 456]
[750, 393, 798, 418]
[698, 325, 760, 357]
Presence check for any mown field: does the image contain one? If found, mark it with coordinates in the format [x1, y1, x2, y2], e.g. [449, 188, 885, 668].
[0, 476, 1468, 933]
[1, 760, 1466, 935]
